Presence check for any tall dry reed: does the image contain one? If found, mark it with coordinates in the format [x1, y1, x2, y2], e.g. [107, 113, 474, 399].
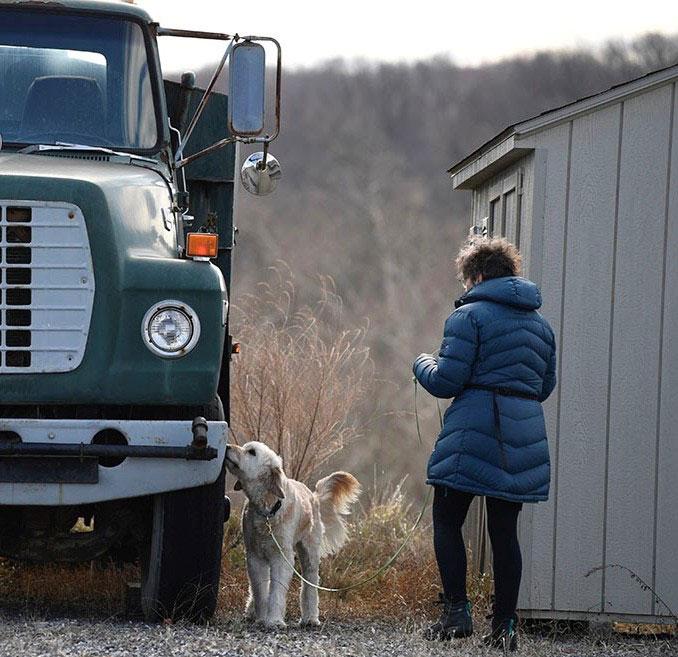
[230, 266, 373, 483]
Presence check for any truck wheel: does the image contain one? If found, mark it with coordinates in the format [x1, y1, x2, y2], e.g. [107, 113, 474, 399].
[140, 398, 226, 622]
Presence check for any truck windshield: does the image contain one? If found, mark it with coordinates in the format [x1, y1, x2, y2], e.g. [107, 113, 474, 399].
[0, 10, 160, 151]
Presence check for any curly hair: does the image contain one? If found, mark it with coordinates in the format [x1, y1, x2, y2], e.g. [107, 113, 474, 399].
[455, 237, 522, 283]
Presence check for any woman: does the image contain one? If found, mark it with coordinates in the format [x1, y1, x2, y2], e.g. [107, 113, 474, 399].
[412, 238, 556, 651]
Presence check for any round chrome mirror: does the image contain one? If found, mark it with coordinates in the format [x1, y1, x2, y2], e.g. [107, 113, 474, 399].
[240, 151, 282, 196]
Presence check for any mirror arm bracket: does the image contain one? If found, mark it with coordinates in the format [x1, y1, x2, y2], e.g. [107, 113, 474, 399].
[175, 134, 272, 170]
[175, 136, 237, 169]
[259, 140, 270, 169]
[174, 36, 237, 164]
[157, 27, 235, 41]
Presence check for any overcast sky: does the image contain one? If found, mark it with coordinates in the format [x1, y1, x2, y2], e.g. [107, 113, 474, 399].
[137, 0, 677, 71]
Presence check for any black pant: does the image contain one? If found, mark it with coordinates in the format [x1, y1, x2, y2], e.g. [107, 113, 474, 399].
[432, 485, 522, 620]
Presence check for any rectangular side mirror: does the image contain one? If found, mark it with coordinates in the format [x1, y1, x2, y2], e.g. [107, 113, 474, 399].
[228, 41, 265, 136]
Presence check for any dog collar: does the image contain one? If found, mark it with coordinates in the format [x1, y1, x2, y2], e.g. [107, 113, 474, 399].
[254, 499, 282, 520]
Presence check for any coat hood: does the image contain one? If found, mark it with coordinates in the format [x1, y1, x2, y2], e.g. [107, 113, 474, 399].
[455, 276, 542, 311]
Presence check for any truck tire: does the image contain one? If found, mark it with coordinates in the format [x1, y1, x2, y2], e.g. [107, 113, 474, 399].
[140, 398, 226, 622]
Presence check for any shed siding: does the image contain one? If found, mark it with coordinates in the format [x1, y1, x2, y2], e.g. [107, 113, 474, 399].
[655, 82, 678, 618]
[604, 84, 673, 616]
[516, 123, 572, 611]
[553, 103, 622, 613]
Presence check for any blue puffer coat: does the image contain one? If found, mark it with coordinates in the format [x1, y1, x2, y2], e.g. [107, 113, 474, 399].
[413, 276, 556, 503]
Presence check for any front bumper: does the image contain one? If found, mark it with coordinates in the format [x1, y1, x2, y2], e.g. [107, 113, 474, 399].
[0, 418, 227, 505]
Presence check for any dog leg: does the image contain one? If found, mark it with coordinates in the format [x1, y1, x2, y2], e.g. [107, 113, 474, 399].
[245, 553, 270, 623]
[298, 543, 321, 626]
[266, 549, 294, 629]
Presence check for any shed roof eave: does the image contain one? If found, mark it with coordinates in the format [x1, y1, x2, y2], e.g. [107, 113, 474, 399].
[447, 126, 516, 181]
[450, 134, 532, 190]
[448, 61, 678, 186]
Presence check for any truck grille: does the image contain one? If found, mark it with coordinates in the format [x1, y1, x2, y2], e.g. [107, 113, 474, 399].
[0, 202, 95, 373]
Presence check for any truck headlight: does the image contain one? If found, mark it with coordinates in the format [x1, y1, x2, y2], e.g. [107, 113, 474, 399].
[141, 301, 201, 358]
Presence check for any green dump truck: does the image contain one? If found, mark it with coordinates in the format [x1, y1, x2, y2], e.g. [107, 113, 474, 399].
[0, 0, 281, 621]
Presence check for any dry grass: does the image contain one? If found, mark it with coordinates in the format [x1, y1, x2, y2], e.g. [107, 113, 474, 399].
[230, 266, 374, 482]
[0, 558, 133, 616]
[217, 477, 492, 623]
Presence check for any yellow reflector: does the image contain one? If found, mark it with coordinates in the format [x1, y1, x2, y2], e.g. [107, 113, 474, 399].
[186, 233, 218, 258]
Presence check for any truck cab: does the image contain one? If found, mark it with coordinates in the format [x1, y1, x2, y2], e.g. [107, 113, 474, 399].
[0, 0, 281, 621]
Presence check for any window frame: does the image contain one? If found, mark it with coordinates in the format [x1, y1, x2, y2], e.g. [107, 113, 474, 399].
[486, 170, 523, 246]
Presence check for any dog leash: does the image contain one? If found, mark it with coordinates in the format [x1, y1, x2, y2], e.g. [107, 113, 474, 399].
[265, 378, 435, 593]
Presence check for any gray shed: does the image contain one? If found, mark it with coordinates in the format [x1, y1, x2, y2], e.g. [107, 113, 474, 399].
[448, 64, 678, 624]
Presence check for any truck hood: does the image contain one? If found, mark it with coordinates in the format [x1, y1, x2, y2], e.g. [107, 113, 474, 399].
[0, 151, 169, 198]
[0, 151, 175, 259]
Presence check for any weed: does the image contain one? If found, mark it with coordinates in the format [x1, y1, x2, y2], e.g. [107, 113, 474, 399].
[230, 266, 374, 483]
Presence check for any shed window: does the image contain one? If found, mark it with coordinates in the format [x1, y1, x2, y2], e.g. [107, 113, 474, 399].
[515, 192, 522, 249]
[503, 189, 516, 241]
[489, 197, 500, 236]
[486, 170, 522, 246]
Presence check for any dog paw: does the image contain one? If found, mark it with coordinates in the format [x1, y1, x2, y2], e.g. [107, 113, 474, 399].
[265, 618, 287, 630]
[299, 618, 321, 628]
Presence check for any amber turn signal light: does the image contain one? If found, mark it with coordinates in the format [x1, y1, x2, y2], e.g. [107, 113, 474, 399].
[186, 233, 218, 258]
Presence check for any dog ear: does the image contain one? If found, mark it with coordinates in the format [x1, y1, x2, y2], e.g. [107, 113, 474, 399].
[270, 466, 285, 499]
[234, 480, 242, 491]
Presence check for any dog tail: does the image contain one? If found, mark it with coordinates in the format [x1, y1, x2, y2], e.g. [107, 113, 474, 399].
[314, 471, 361, 556]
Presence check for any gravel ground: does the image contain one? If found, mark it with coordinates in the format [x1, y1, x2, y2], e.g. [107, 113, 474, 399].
[0, 615, 675, 657]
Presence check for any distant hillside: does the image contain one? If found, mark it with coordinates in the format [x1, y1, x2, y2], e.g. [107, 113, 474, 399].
[196, 33, 678, 485]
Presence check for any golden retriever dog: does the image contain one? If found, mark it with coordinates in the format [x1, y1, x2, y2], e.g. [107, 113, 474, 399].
[224, 441, 360, 628]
